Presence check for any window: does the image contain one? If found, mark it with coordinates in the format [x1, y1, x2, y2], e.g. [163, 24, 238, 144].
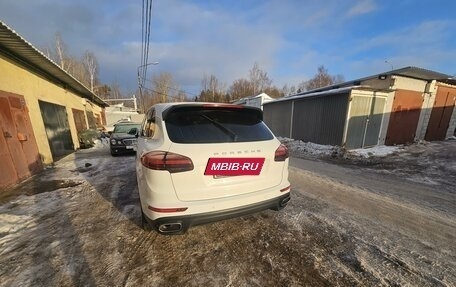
[113, 124, 141, 134]
[142, 109, 156, 138]
[164, 106, 274, 143]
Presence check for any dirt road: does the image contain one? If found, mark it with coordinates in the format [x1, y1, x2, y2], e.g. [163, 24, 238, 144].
[0, 143, 455, 286]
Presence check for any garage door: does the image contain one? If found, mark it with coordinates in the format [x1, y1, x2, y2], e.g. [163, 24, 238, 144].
[345, 95, 386, 149]
[425, 85, 456, 141]
[0, 91, 42, 188]
[72, 108, 87, 134]
[39, 100, 74, 160]
[385, 90, 423, 145]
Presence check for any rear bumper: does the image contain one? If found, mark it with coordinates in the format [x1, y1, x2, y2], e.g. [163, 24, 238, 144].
[144, 192, 290, 234]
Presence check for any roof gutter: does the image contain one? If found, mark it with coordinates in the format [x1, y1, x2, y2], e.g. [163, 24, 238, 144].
[0, 21, 108, 107]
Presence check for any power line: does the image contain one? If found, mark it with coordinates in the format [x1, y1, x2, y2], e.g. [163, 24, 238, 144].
[141, 0, 144, 81]
[139, 0, 155, 112]
[141, 0, 147, 86]
[141, 77, 199, 97]
[142, 0, 154, 86]
[140, 85, 189, 101]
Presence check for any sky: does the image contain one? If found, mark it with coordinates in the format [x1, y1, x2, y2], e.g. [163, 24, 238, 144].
[1, 0, 455, 97]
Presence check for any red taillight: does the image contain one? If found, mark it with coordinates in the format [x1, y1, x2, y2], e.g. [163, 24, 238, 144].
[141, 151, 194, 173]
[280, 185, 291, 192]
[148, 206, 188, 213]
[202, 103, 244, 109]
[274, 144, 289, 161]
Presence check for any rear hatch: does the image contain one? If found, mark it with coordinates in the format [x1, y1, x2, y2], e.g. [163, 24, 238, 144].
[163, 104, 287, 202]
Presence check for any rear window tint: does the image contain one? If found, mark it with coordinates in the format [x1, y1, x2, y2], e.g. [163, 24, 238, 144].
[164, 107, 274, 143]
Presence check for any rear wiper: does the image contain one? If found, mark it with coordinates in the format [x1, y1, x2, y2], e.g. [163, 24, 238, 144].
[200, 114, 237, 141]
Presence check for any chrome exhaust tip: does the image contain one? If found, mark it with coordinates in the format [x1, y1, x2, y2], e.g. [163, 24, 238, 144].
[280, 196, 290, 207]
[158, 223, 183, 233]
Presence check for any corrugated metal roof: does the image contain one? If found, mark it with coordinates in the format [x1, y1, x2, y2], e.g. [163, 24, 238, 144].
[265, 86, 359, 105]
[390, 66, 451, 81]
[285, 66, 454, 99]
[0, 21, 107, 107]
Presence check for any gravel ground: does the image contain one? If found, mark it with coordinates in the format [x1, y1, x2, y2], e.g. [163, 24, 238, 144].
[0, 140, 455, 286]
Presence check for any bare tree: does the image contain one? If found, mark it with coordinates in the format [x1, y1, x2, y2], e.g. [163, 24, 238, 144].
[303, 65, 345, 91]
[199, 74, 226, 102]
[139, 72, 181, 111]
[70, 58, 88, 84]
[281, 84, 297, 97]
[83, 51, 98, 91]
[175, 90, 187, 102]
[229, 79, 254, 101]
[94, 84, 111, 99]
[227, 63, 282, 101]
[110, 82, 122, 99]
[41, 46, 53, 60]
[249, 62, 272, 95]
[54, 32, 72, 72]
[264, 86, 283, 98]
[48, 33, 98, 90]
[152, 72, 173, 103]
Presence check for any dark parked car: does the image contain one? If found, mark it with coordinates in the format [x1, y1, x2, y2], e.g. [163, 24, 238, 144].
[110, 122, 141, 156]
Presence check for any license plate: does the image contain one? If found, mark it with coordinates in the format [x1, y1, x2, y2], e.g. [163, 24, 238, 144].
[126, 146, 133, 149]
[204, 158, 265, 176]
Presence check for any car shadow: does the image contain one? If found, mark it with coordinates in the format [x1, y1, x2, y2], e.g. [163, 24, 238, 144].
[73, 147, 142, 229]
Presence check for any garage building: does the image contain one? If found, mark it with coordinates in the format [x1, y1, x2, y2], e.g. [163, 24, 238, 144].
[264, 67, 456, 149]
[0, 21, 108, 189]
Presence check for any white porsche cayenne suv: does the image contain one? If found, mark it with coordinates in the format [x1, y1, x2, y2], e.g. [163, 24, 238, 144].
[136, 103, 290, 234]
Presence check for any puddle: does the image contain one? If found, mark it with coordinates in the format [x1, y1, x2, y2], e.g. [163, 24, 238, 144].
[0, 179, 84, 203]
[24, 179, 83, 195]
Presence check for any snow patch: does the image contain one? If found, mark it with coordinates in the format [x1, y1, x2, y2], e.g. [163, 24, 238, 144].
[348, 145, 403, 158]
[0, 214, 34, 234]
[279, 137, 403, 158]
[278, 137, 337, 157]
[93, 139, 110, 149]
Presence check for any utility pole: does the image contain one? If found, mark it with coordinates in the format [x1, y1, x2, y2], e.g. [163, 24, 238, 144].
[137, 62, 159, 112]
[385, 60, 394, 71]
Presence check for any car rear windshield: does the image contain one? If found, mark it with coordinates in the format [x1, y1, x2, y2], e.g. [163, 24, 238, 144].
[164, 106, 274, 143]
